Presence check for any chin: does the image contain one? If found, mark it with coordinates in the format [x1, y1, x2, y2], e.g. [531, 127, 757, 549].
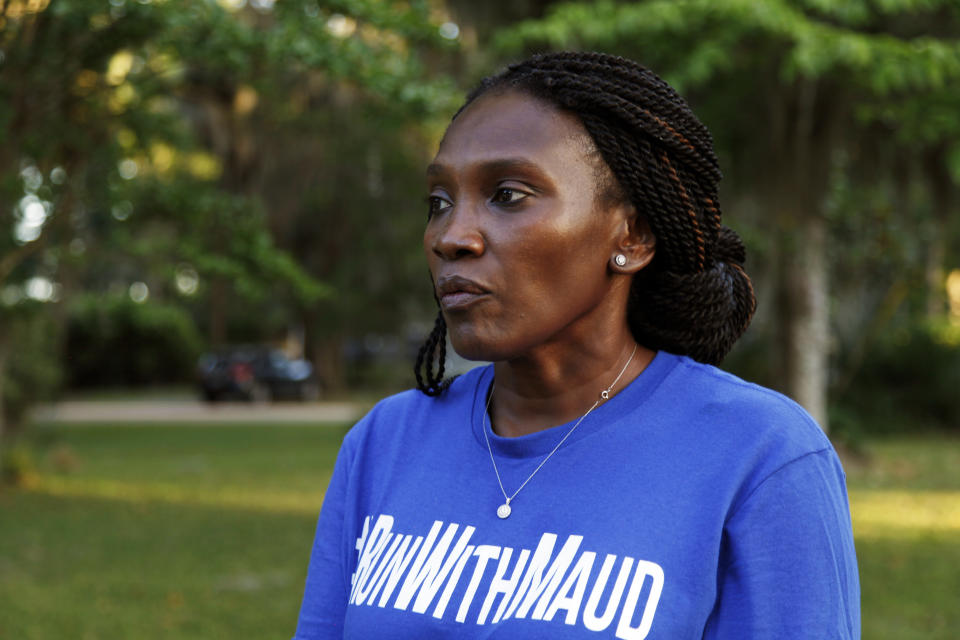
[447, 336, 492, 362]
[446, 325, 505, 363]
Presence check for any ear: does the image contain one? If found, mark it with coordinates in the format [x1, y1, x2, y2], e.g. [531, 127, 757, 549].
[610, 203, 655, 274]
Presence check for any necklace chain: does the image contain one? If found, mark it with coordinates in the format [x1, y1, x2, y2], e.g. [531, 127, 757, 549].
[483, 344, 638, 519]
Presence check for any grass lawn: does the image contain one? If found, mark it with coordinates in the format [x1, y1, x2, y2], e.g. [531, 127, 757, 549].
[0, 422, 347, 640]
[843, 436, 960, 640]
[1, 423, 958, 639]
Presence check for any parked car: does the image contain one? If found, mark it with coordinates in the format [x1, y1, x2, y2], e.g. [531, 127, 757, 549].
[197, 346, 320, 402]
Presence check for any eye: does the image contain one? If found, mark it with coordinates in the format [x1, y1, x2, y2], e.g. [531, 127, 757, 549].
[427, 195, 452, 218]
[491, 187, 529, 206]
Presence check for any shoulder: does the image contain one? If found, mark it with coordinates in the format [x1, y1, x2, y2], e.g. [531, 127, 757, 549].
[658, 353, 832, 454]
[341, 365, 490, 452]
[645, 353, 839, 511]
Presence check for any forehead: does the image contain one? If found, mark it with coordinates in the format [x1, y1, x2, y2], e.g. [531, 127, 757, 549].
[432, 90, 595, 173]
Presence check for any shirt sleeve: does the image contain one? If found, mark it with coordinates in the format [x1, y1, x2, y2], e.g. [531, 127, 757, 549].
[292, 433, 357, 640]
[703, 448, 861, 639]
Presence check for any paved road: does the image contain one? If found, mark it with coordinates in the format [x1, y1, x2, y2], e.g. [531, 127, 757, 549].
[31, 399, 367, 424]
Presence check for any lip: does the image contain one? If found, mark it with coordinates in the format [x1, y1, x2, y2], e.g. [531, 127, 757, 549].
[435, 275, 490, 311]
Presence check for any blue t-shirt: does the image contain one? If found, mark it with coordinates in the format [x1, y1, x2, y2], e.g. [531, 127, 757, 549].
[293, 352, 860, 639]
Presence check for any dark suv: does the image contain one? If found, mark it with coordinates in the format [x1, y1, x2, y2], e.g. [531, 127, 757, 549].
[197, 346, 319, 402]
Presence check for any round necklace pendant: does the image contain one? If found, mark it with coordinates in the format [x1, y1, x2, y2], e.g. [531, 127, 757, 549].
[497, 502, 512, 519]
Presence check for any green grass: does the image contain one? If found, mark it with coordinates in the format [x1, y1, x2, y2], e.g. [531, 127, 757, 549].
[1, 425, 958, 639]
[843, 435, 960, 491]
[842, 434, 960, 640]
[0, 423, 347, 640]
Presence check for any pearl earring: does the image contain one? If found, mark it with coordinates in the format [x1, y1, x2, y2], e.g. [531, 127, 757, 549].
[614, 254, 627, 267]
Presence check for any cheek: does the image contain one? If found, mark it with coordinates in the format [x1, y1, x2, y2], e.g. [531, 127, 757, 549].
[524, 208, 612, 283]
[422, 227, 437, 272]
[511, 227, 611, 313]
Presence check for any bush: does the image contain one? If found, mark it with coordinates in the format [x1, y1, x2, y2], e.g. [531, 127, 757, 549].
[835, 321, 960, 433]
[1, 306, 63, 431]
[64, 294, 203, 388]
[0, 442, 37, 486]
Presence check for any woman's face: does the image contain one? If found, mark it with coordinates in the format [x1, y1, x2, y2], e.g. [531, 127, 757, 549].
[424, 90, 636, 362]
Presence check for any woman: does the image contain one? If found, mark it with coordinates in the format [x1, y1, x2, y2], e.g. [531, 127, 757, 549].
[293, 52, 860, 639]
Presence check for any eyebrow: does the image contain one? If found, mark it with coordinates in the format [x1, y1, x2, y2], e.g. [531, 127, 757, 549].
[426, 157, 544, 178]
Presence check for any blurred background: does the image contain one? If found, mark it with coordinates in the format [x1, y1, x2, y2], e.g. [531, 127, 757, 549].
[1, 0, 958, 638]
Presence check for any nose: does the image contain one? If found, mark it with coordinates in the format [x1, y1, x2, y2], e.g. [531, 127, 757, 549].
[427, 203, 485, 261]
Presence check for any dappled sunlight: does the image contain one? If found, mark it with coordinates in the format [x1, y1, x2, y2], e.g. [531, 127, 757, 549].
[948, 269, 960, 325]
[849, 489, 960, 540]
[1, 0, 50, 19]
[24, 475, 326, 516]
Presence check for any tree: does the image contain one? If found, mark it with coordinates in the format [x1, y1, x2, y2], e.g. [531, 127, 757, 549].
[0, 0, 459, 473]
[492, 0, 960, 430]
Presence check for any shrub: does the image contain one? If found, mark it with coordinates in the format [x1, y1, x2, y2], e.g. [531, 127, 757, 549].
[64, 294, 203, 388]
[1, 306, 63, 431]
[836, 320, 960, 433]
[1, 442, 37, 486]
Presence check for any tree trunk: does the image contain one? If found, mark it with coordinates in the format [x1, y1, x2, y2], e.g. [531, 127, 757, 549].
[313, 336, 345, 395]
[303, 308, 345, 394]
[0, 334, 8, 478]
[765, 78, 841, 433]
[779, 216, 830, 430]
[925, 234, 946, 319]
[924, 148, 953, 319]
[209, 276, 227, 346]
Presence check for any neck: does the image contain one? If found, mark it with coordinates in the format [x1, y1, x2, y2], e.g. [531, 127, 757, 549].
[489, 334, 654, 438]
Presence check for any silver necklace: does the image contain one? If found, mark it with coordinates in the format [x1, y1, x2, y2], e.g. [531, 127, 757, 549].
[483, 344, 638, 519]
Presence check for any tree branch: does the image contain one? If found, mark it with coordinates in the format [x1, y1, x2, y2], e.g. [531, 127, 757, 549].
[0, 235, 48, 285]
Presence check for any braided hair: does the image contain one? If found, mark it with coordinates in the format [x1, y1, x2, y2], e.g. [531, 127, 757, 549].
[415, 51, 756, 396]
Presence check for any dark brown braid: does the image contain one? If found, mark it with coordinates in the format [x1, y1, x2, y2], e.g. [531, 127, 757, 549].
[415, 51, 757, 394]
[414, 310, 450, 396]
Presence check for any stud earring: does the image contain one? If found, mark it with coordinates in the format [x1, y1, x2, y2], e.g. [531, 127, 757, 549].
[614, 254, 627, 267]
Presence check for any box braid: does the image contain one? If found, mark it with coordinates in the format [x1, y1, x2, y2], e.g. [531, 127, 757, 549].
[415, 51, 756, 396]
[414, 307, 450, 396]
